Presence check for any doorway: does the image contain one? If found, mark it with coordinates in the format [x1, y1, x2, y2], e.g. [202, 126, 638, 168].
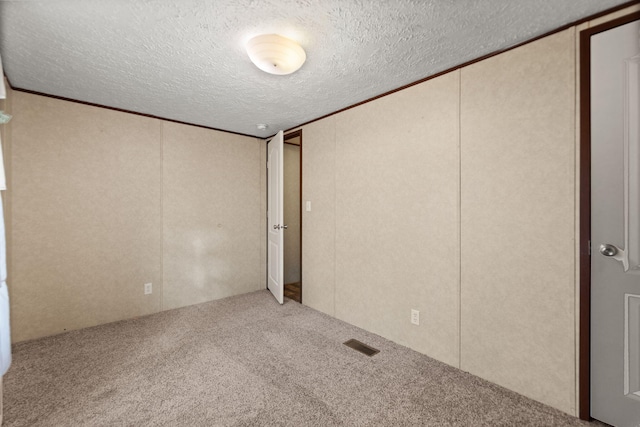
[579, 11, 640, 423]
[283, 130, 302, 303]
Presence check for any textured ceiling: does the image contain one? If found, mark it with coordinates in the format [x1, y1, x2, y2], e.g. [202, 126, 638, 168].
[0, 0, 632, 137]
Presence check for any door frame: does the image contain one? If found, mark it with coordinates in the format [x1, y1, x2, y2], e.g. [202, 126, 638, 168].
[579, 10, 640, 420]
[283, 129, 303, 303]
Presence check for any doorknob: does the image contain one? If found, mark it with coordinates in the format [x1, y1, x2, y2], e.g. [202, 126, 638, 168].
[281, 224, 288, 229]
[599, 244, 618, 257]
[273, 224, 288, 230]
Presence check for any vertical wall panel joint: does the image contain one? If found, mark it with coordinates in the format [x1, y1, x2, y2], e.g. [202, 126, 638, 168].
[457, 68, 462, 369]
[160, 120, 164, 312]
[332, 118, 337, 318]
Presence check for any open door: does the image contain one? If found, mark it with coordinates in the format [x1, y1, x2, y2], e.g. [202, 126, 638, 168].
[267, 131, 284, 304]
[588, 15, 640, 426]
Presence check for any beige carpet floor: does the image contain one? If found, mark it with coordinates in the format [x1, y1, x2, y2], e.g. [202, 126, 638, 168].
[3, 290, 603, 426]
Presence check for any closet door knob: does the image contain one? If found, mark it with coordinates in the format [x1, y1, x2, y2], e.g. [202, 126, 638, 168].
[599, 244, 618, 257]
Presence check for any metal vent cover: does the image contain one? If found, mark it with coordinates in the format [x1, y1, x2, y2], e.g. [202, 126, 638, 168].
[343, 339, 379, 357]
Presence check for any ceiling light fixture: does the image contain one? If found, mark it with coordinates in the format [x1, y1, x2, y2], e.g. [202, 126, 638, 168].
[246, 34, 306, 75]
[256, 124, 268, 130]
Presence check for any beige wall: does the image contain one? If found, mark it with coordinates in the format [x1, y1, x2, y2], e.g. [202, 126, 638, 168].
[302, 73, 460, 366]
[460, 29, 576, 413]
[301, 31, 574, 413]
[162, 122, 263, 310]
[5, 92, 264, 342]
[334, 71, 461, 366]
[299, 7, 640, 416]
[300, 117, 336, 314]
[10, 93, 163, 341]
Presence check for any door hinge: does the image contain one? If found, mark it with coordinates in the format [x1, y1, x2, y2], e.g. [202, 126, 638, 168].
[588, 240, 591, 256]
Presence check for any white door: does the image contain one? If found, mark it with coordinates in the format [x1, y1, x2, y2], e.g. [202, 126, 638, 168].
[267, 131, 284, 304]
[590, 17, 640, 426]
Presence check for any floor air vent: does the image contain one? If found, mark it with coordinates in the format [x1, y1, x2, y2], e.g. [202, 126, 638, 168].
[343, 339, 379, 357]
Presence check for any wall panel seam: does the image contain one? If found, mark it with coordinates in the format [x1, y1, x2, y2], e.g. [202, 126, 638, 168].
[160, 121, 164, 312]
[333, 118, 337, 318]
[457, 68, 462, 369]
[258, 138, 263, 291]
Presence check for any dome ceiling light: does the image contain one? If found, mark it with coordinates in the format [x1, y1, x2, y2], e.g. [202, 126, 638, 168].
[246, 34, 306, 75]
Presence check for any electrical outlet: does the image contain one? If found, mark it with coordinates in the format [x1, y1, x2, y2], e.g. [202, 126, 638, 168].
[144, 283, 152, 295]
[411, 309, 420, 325]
